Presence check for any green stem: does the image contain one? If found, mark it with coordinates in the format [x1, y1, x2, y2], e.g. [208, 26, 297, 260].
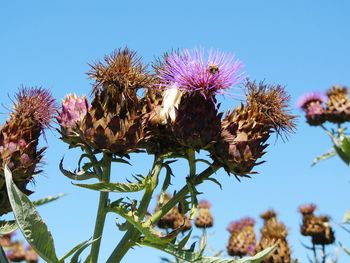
[187, 149, 196, 177]
[151, 163, 220, 225]
[106, 156, 164, 263]
[90, 153, 112, 263]
[321, 245, 326, 263]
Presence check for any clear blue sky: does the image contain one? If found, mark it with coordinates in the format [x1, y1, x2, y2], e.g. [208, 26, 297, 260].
[1, 1, 350, 262]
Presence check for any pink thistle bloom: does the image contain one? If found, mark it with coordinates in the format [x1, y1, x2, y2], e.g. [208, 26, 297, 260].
[198, 200, 211, 209]
[58, 94, 89, 129]
[157, 48, 244, 97]
[227, 217, 255, 233]
[299, 203, 317, 215]
[15, 87, 57, 128]
[297, 92, 326, 109]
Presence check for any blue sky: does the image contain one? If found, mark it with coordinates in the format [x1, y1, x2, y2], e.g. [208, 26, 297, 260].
[1, 0, 350, 262]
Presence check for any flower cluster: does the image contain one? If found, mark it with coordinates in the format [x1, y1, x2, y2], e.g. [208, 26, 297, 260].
[57, 47, 295, 179]
[0, 87, 56, 216]
[298, 84, 350, 125]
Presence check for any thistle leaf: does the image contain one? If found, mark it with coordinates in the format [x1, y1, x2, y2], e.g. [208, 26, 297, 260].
[109, 202, 175, 244]
[200, 245, 276, 263]
[4, 165, 59, 263]
[0, 220, 17, 235]
[33, 193, 66, 207]
[339, 242, 350, 256]
[73, 180, 146, 193]
[60, 158, 98, 180]
[311, 150, 336, 166]
[59, 238, 97, 263]
[0, 246, 9, 263]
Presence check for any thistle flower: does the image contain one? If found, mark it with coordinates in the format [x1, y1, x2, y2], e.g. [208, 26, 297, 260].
[157, 48, 244, 97]
[298, 205, 335, 245]
[257, 211, 291, 263]
[80, 48, 150, 154]
[298, 203, 317, 216]
[14, 87, 57, 129]
[325, 84, 350, 123]
[0, 87, 55, 216]
[211, 81, 296, 177]
[227, 217, 257, 257]
[195, 200, 214, 228]
[297, 92, 326, 126]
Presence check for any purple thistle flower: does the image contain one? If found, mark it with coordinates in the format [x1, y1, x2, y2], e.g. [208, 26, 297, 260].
[297, 92, 326, 109]
[157, 48, 244, 97]
[15, 87, 57, 128]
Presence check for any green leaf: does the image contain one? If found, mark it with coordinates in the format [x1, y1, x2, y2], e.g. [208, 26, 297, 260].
[59, 238, 97, 263]
[111, 158, 131, 165]
[177, 230, 192, 250]
[205, 177, 222, 190]
[195, 159, 212, 166]
[73, 180, 146, 193]
[33, 193, 66, 207]
[109, 202, 175, 244]
[4, 165, 59, 263]
[186, 182, 199, 220]
[0, 245, 9, 263]
[200, 245, 276, 263]
[0, 220, 17, 235]
[60, 158, 98, 181]
[311, 150, 336, 166]
[343, 210, 350, 224]
[140, 240, 202, 262]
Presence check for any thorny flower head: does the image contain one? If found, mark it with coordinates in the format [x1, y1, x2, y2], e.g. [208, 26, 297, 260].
[14, 87, 57, 129]
[88, 47, 151, 94]
[246, 80, 296, 137]
[157, 48, 244, 97]
[227, 217, 256, 233]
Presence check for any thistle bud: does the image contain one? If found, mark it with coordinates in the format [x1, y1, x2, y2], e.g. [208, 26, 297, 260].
[297, 92, 326, 126]
[325, 85, 350, 123]
[227, 217, 256, 257]
[57, 94, 89, 147]
[0, 87, 56, 216]
[211, 81, 296, 177]
[195, 200, 214, 228]
[257, 211, 291, 263]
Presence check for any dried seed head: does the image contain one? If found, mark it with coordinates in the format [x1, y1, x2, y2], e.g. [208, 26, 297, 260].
[88, 47, 151, 95]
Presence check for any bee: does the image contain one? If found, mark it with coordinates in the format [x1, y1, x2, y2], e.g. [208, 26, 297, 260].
[209, 64, 220, 75]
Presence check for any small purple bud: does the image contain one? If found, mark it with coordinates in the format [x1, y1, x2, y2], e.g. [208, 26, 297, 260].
[58, 94, 89, 129]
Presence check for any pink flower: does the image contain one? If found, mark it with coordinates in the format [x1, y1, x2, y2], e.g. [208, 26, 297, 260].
[58, 94, 89, 129]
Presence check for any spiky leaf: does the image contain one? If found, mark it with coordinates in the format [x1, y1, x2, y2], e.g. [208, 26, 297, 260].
[4, 166, 59, 263]
[311, 150, 336, 166]
[0, 220, 17, 235]
[60, 158, 97, 180]
[73, 180, 146, 193]
[33, 194, 66, 207]
[59, 238, 97, 263]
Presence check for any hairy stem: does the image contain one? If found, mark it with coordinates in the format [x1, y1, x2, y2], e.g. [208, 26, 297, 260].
[312, 243, 318, 263]
[321, 245, 326, 263]
[90, 153, 112, 263]
[106, 156, 164, 263]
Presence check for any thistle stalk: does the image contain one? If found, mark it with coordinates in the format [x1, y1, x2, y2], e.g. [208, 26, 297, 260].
[107, 156, 164, 263]
[90, 153, 112, 263]
[107, 162, 220, 263]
